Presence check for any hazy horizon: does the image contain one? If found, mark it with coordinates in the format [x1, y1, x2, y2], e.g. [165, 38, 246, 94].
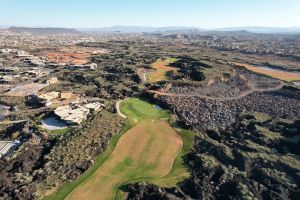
[1, 0, 300, 29]
[2, 25, 300, 30]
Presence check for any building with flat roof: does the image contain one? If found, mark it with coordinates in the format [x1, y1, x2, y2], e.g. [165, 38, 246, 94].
[0, 140, 20, 158]
[54, 102, 103, 125]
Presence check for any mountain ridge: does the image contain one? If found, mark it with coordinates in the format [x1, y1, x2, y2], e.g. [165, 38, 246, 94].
[3, 26, 300, 34]
[7, 26, 81, 34]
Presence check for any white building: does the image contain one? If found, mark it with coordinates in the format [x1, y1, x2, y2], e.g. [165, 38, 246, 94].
[54, 102, 103, 125]
[0, 140, 21, 158]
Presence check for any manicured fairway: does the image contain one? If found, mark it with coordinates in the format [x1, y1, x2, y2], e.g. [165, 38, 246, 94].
[45, 98, 195, 200]
[66, 120, 182, 200]
[146, 58, 178, 83]
[65, 98, 186, 200]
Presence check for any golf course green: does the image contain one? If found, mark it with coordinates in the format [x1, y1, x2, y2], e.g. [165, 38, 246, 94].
[44, 98, 196, 200]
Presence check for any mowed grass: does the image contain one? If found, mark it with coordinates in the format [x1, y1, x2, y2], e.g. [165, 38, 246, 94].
[120, 98, 170, 125]
[66, 120, 183, 200]
[50, 128, 72, 135]
[233, 62, 300, 82]
[146, 58, 178, 83]
[116, 128, 196, 195]
[43, 126, 128, 200]
[148, 129, 196, 186]
[46, 98, 195, 200]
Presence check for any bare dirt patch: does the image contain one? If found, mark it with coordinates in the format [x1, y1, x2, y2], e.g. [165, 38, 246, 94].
[46, 52, 90, 65]
[44, 47, 108, 65]
[5, 83, 48, 97]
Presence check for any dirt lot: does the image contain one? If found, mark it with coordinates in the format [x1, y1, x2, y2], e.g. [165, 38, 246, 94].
[5, 83, 48, 97]
[46, 52, 90, 65]
[43, 46, 108, 65]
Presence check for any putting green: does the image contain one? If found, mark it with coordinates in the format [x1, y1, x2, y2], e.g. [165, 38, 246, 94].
[120, 98, 170, 125]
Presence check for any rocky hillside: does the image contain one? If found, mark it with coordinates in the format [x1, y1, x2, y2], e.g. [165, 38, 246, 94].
[125, 114, 300, 200]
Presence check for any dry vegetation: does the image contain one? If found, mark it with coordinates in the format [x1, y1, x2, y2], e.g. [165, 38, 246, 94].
[1, 30, 300, 200]
[146, 58, 177, 83]
[233, 62, 300, 82]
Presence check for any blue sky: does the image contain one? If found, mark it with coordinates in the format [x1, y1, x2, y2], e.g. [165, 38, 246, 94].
[0, 0, 299, 28]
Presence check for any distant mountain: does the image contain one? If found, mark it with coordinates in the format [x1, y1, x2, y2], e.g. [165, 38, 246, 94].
[79, 26, 300, 34]
[214, 26, 300, 34]
[8, 26, 81, 34]
[78, 26, 201, 33]
[3, 25, 300, 34]
[0, 25, 10, 29]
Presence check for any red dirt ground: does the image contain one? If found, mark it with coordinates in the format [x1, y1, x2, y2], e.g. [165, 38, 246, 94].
[47, 52, 90, 65]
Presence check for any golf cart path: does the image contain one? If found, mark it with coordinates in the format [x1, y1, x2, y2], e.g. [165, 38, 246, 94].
[148, 82, 284, 100]
[116, 100, 127, 118]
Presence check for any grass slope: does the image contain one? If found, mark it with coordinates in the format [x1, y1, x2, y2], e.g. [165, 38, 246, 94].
[119, 98, 195, 186]
[43, 127, 127, 200]
[146, 58, 178, 83]
[115, 128, 196, 200]
[149, 129, 196, 186]
[50, 128, 72, 135]
[66, 120, 182, 200]
[45, 98, 195, 200]
[120, 98, 170, 125]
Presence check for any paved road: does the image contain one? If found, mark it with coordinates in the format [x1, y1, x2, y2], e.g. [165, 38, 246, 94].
[148, 82, 284, 100]
[0, 119, 28, 125]
[116, 100, 127, 118]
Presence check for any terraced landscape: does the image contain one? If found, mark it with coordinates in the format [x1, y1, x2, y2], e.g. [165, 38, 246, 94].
[48, 98, 194, 200]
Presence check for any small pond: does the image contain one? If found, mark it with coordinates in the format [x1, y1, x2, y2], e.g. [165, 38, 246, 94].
[154, 105, 162, 110]
[293, 81, 300, 86]
[41, 117, 67, 130]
